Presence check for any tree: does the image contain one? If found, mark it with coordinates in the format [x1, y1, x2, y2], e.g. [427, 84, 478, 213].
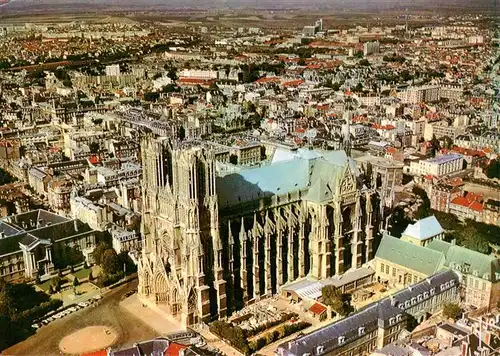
[162, 84, 179, 93]
[486, 160, 500, 179]
[144, 92, 160, 102]
[321, 285, 344, 314]
[89, 142, 99, 154]
[297, 58, 306, 66]
[93, 243, 107, 266]
[412, 186, 431, 220]
[441, 136, 453, 149]
[102, 249, 120, 275]
[177, 126, 186, 141]
[359, 59, 370, 66]
[443, 302, 462, 320]
[229, 154, 238, 165]
[455, 223, 490, 254]
[51, 276, 63, 292]
[167, 67, 178, 81]
[118, 251, 137, 275]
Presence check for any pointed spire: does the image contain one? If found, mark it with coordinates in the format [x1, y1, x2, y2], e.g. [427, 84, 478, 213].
[228, 220, 234, 245]
[239, 217, 247, 241]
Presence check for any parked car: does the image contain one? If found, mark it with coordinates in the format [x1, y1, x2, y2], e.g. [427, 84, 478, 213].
[31, 324, 39, 329]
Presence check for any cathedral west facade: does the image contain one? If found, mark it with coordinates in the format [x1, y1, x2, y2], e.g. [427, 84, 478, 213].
[137, 134, 378, 326]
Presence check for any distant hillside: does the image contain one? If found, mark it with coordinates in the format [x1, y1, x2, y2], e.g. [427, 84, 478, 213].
[1, 0, 496, 14]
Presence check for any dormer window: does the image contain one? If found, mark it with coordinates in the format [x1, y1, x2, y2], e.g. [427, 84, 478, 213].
[411, 297, 417, 305]
[423, 291, 429, 299]
[405, 300, 410, 309]
[396, 314, 403, 322]
[445, 281, 450, 289]
[398, 303, 405, 310]
[417, 294, 423, 302]
[389, 317, 396, 325]
[440, 284, 446, 292]
[338, 336, 345, 345]
[450, 279, 455, 286]
[359, 327, 365, 336]
[316, 346, 324, 354]
[430, 288, 435, 296]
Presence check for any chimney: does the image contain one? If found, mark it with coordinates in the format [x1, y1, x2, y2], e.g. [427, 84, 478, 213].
[74, 220, 79, 232]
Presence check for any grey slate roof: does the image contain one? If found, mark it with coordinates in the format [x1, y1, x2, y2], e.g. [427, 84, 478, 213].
[0, 210, 94, 257]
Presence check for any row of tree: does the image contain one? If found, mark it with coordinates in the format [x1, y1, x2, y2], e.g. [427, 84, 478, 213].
[0, 281, 62, 350]
[92, 243, 136, 287]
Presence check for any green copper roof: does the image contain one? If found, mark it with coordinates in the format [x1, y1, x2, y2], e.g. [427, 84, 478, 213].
[375, 235, 446, 276]
[216, 150, 355, 208]
[427, 239, 500, 282]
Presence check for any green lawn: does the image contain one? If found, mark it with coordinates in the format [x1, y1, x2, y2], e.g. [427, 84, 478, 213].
[37, 279, 52, 292]
[72, 267, 92, 280]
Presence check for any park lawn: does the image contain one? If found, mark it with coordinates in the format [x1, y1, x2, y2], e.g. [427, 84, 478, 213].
[72, 267, 92, 280]
[37, 279, 52, 292]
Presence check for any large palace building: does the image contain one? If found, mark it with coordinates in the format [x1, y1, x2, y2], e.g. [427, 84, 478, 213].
[137, 135, 379, 326]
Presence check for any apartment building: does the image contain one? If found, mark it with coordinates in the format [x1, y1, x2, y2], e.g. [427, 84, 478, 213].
[410, 154, 463, 177]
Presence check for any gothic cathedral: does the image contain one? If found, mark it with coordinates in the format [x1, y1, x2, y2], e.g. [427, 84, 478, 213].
[138, 134, 377, 326]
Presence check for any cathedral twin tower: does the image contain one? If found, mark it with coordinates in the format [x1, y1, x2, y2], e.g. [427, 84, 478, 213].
[138, 135, 376, 326]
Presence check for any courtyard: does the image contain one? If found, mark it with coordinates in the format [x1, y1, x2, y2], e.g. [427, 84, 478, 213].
[35, 265, 103, 306]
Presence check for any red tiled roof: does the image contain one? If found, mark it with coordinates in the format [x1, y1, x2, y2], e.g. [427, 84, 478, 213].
[451, 195, 484, 212]
[451, 196, 469, 207]
[282, 79, 304, 87]
[309, 302, 327, 315]
[81, 350, 107, 356]
[465, 191, 483, 202]
[164, 342, 188, 356]
[89, 155, 100, 164]
[177, 78, 214, 85]
[255, 77, 280, 84]
[469, 202, 484, 212]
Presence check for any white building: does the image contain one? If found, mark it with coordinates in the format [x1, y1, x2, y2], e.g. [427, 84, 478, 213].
[409, 154, 464, 177]
[363, 41, 380, 56]
[179, 69, 217, 80]
[105, 64, 121, 77]
[397, 86, 440, 104]
[111, 227, 140, 254]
